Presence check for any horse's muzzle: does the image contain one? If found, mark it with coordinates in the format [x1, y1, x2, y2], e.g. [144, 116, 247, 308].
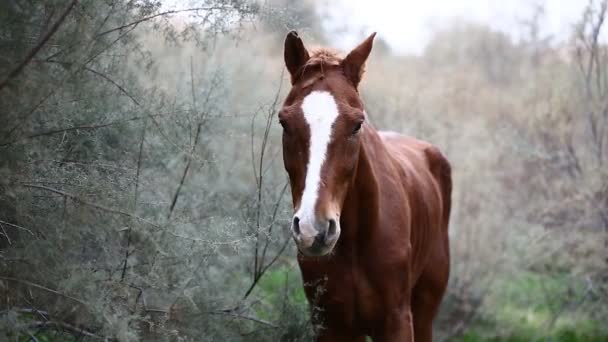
[291, 216, 340, 256]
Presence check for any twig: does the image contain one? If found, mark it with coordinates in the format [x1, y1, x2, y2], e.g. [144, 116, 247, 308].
[4, 15, 140, 142]
[166, 123, 201, 219]
[252, 70, 284, 282]
[167, 57, 203, 219]
[0, 0, 79, 92]
[2, 86, 58, 142]
[41, 0, 116, 62]
[20, 183, 159, 228]
[96, 6, 236, 37]
[43, 59, 141, 106]
[0, 220, 34, 235]
[242, 71, 287, 301]
[259, 181, 289, 270]
[0, 276, 87, 306]
[23, 331, 40, 342]
[2, 4, 139, 142]
[258, 233, 291, 280]
[28, 320, 107, 340]
[121, 118, 147, 281]
[0, 222, 10, 245]
[1, 113, 169, 148]
[243, 233, 291, 300]
[1, 307, 50, 320]
[129, 284, 171, 314]
[207, 310, 278, 328]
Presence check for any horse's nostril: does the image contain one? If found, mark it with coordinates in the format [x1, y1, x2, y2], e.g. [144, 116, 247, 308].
[327, 219, 337, 237]
[314, 232, 326, 245]
[292, 216, 301, 235]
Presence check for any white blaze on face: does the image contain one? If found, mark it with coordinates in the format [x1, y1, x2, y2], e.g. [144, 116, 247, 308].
[295, 91, 340, 228]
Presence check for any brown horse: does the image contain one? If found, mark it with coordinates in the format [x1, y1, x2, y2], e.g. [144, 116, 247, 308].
[279, 31, 452, 341]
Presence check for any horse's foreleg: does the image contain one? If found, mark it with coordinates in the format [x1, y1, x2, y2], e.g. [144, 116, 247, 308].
[315, 326, 366, 342]
[370, 308, 414, 342]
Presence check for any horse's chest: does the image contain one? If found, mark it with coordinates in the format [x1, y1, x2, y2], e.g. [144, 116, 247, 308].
[306, 259, 408, 331]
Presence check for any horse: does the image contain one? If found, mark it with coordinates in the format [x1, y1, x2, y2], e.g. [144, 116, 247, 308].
[278, 31, 452, 341]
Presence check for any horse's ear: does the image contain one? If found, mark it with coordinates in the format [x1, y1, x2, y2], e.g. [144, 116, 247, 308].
[284, 31, 310, 84]
[342, 32, 376, 88]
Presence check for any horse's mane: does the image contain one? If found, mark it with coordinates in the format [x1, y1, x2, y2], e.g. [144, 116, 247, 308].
[306, 47, 343, 67]
[304, 47, 366, 80]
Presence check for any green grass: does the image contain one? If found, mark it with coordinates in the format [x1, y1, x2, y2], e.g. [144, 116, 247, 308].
[252, 265, 308, 321]
[457, 271, 607, 341]
[253, 266, 608, 341]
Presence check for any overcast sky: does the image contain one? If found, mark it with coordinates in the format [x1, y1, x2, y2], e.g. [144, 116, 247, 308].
[321, 0, 604, 55]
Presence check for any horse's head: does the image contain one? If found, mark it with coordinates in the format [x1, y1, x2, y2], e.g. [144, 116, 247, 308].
[279, 31, 376, 256]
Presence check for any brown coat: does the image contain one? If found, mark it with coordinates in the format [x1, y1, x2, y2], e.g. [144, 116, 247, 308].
[281, 31, 452, 341]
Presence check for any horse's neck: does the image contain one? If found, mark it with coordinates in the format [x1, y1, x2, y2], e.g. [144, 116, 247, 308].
[338, 127, 386, 252]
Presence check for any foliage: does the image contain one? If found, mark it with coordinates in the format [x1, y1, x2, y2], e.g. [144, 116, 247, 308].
[0, 0, 607, 341]
[0, 0, 310, 340]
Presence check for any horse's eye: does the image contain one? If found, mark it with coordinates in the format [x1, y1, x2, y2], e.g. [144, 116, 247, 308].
[352, 121, 363, 135]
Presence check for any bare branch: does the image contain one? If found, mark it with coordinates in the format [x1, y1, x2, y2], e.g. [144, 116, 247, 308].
[207, 310, 278, 328]
[21, 183, 159, 228]
[252, 70, 284, 282]
[43, 59, 141, 106]
[28, 320, 108, 340]
[121, 118, 147, 282]
[0, 223, 11, 245]
[167, 57, 204, 219]
[97, 6, 238, 37]
[0, 0, 79, 92]
[0, 219, 34, 235]
[259, 181, 290, 270]
[0, 112, 171, 148]
[0, 276, 87, 306]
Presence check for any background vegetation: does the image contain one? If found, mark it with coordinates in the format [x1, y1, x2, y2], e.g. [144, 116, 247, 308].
[0, 0, 606, 340]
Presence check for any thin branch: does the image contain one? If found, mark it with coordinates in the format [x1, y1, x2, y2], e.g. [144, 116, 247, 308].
[242, 72, 286, 301]
[122, 118, 147, 281]
[0, 276, 87, 306]
[0, 0, 79, 92]
[2, 86, 58, 141]
[207, 310, 278, 328]
[167, 58, 203, 219]
[41, 0, 116, 62]
[0, 219, 34, 235]
[252, 70, 284, 281]
[96, 6, 236, 37]
[3, 15, 141, 142]
[28, 321, 108, 340]
[23, 331, 40, 342]
[43, 59, 141, 106]
[259, 233, 291, 280]
[2, 307, 49, 319]
[0, 223, 11, 245]
[1, 113, 169, 148]
[243, 232, 291, 300]
[259, 181, 289, 270]
[21, 183, 159, 228]
[9, 307, 109, 340]
[127, 284, 172, 314]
